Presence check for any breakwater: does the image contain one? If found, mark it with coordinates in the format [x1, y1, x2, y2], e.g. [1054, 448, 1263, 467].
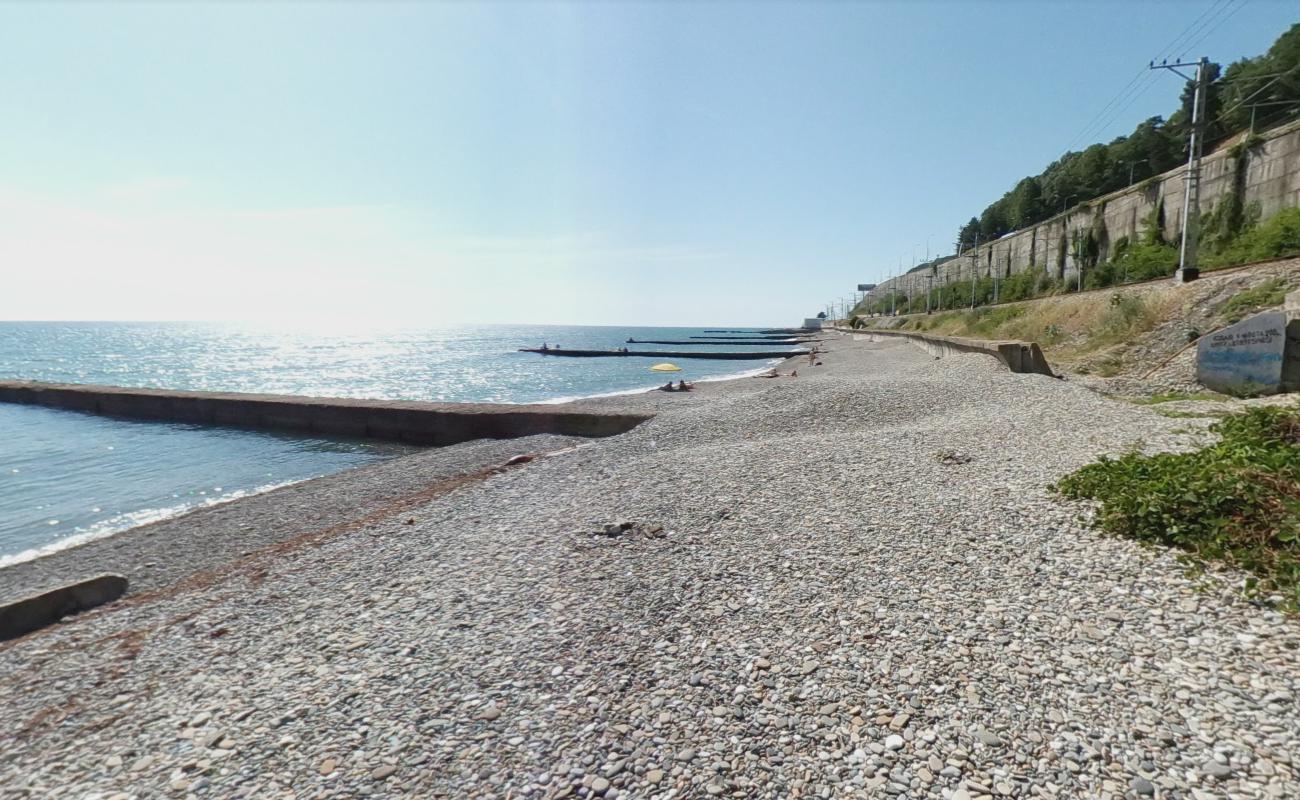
[0, 381, 650, 446]
[625, 339, 809, 346]
[518, 349, 806, 359]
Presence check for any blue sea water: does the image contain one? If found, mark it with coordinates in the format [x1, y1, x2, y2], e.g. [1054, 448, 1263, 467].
[0, 322, 791, 403]
[0, 322, 795, 563]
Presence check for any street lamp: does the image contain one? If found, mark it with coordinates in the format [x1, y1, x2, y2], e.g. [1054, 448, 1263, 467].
[1124, 159, 1149, 185]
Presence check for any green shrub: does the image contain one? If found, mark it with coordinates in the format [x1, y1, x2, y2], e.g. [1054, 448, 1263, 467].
[1054, 408, 1300, 610]
[1091, 293, 1154, 344]
[1109, 241, 1178, 282]
[1085, 260, 1120, 289]
[999, 269, 1040, 302]
[1204, 207, 1300, 269]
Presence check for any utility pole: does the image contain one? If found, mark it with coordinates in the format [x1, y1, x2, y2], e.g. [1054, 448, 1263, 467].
[1151, 56, 1209, 282]
[970, 233, 980, 310]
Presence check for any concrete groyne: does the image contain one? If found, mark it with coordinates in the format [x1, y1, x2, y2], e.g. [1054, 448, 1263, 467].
[518, 349, 806, 359]
[0, 381, 651, 446]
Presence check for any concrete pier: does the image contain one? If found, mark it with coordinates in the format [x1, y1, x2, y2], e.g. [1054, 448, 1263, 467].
[0, 381, 651, 446]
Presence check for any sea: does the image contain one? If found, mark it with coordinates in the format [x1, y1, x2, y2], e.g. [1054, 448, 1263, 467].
[0, 321, 794, 565]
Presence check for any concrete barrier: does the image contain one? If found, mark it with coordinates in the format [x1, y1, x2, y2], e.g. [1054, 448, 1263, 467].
[0, 382, 652, 446]
[0, 574, 128, 640]
[843, 328, 1056, 376]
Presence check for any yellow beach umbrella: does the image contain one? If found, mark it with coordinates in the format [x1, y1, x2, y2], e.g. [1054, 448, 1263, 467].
[649, 363, 682, 372]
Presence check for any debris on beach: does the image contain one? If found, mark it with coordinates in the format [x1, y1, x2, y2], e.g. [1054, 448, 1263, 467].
[591, 520, 666, 539]
[934, 449, 974, 465]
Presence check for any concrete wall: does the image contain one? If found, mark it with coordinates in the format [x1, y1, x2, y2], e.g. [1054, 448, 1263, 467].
[839, 329, 1055, 376]
[874, 119, 1300, 301]
[0, 382, 651, 447]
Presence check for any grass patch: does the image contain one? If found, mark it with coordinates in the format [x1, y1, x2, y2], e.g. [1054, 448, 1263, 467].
[1054, 408, 1300, 610]
[1126, 391, 1229, 405]
[1151, 408, 1227, 419]
[1221, 277, 1290, 323]
[962, 305, 1026, 336]
[1091, 354, 1124, 377]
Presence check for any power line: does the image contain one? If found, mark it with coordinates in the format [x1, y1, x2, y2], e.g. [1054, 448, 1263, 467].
[1179, 0, 1249, 59]
[1057, 0, 1245, 159]
[1065, 72, 1165, 154]
[1061, 70, 1159, 155]
[1155, 0, 1235, 63]
[1216, 66, 1300, 121]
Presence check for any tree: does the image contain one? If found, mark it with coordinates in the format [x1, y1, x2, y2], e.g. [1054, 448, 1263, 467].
[947, 23, 1298, 250]
[1007, 178, 1045, 229]
[957, 217, 980, 250]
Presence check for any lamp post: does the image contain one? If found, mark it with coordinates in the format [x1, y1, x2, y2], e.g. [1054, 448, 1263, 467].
[1125, 158, 1148, 186]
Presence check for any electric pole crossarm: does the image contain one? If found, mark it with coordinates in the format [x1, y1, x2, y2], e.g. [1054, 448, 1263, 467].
[1150, 56, 1208, 282]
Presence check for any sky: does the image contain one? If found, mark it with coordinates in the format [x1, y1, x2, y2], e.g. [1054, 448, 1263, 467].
[1, 1, 1295, 327]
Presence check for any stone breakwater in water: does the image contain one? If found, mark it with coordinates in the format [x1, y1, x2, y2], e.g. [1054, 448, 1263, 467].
[2, 337, 1299, 799]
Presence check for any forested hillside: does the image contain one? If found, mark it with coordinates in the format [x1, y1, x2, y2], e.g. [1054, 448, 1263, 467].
[955, 24, 1300, 250]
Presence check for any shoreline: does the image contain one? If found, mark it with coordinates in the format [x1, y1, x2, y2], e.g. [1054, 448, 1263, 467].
[4, 333, 1299, 799]
[0, 348, 812, 604]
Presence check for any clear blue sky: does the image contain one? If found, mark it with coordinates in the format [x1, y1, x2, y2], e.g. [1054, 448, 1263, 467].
[1, 1, 1294, 327]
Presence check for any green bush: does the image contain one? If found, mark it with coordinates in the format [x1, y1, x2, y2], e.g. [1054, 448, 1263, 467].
[1085, 260, 1120, 289]
[999, 269, 1040, 302]
[1055, 408, 1300, 610]
[1109, 241, 1178, 282]
[1204, 207, 1300, 269]
[1090, 293, 1155, 345]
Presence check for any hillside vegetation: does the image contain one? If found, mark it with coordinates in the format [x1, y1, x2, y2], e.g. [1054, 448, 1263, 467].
[956, 24, 1300, 250]
[860, 208, 1300, 319]
[856, 258, 1300, 382]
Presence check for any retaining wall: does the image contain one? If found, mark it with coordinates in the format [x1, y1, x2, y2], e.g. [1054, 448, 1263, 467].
[0, 382, 651, 446]
[843, 329, 1055, 376]
[877, 119, 1300, 299]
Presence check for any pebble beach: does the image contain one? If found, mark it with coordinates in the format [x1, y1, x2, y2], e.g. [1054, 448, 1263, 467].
[2, 334, 1299, 800]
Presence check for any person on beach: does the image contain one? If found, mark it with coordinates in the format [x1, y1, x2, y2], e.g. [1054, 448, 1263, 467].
[677, 380, 691, 391]
[660, 382, 675, 392]
[541, 343, 549, 351]
[790, 370, 798, 378]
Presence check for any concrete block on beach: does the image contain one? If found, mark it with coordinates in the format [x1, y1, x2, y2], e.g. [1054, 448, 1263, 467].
[0, 573, 128, 640]
[1196, 311, 1300, 396]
